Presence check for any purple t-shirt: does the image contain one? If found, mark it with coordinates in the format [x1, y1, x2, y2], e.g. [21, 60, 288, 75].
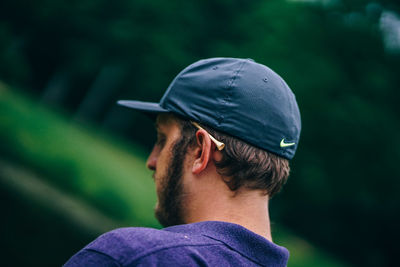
[64, 221, 289, 266]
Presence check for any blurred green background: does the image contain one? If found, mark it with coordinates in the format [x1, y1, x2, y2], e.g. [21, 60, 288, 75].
[0, 0, 399, 266]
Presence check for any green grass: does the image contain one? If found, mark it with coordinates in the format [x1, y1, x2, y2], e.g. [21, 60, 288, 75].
[0, 82, 350, 266]
[0, 82, 158, 227]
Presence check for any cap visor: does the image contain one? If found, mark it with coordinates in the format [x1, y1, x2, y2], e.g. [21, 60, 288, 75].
[117, 100, 169, 114]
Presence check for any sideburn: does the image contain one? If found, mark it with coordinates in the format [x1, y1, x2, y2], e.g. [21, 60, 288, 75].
[155, 135, 191, 227]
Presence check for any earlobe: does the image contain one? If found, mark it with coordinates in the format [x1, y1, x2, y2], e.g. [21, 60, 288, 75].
[192, 129, 212, 174]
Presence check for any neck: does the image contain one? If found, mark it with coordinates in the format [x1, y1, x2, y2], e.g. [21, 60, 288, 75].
[184, 185, 272, 241]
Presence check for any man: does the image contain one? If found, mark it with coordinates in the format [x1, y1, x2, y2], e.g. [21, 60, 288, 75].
[64, 57, 301, 266]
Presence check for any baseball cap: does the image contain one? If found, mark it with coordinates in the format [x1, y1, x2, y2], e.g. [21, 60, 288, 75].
[118, 57, 301, 159]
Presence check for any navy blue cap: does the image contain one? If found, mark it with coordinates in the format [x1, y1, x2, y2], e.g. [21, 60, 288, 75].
[118, 57, 301, 159]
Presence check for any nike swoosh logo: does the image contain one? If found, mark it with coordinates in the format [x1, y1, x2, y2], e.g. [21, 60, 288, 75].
[280, 139, 295, 148]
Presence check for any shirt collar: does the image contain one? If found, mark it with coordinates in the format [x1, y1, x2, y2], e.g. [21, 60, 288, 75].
[163, 221, 289, 266]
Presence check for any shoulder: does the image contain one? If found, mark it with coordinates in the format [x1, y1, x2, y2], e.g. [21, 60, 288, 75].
[66, 227, 220, 266]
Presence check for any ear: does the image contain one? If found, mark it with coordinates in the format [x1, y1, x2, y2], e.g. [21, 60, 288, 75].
[192, 129, 213, 174]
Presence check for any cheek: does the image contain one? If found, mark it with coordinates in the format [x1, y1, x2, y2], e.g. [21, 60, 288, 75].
[154, 152, 169, 191]
[155, 175, 164, 193]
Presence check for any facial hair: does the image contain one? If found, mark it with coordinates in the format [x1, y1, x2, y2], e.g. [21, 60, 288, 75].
[154, 135, 190, 227]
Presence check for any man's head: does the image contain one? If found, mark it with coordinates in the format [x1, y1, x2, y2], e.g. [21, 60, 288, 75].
[118, 57, 301, 227]
[145, 113, 290, 227]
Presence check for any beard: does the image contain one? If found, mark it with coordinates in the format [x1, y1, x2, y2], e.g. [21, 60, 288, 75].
[154, 135, 189, 227]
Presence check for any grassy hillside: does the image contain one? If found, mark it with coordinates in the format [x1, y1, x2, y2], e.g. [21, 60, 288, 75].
[0, 82, 157, 227]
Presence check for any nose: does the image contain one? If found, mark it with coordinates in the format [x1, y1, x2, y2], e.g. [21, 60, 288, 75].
[146, 145, 159, 171]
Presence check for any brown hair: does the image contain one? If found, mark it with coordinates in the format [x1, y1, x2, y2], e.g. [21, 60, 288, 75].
[175, 115, 290, 198]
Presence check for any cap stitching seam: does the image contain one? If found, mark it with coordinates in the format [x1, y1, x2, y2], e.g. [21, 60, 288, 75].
[218, 60, 247, 126]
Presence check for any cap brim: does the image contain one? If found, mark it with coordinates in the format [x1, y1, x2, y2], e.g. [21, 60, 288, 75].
[117, 100, 169, 114]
